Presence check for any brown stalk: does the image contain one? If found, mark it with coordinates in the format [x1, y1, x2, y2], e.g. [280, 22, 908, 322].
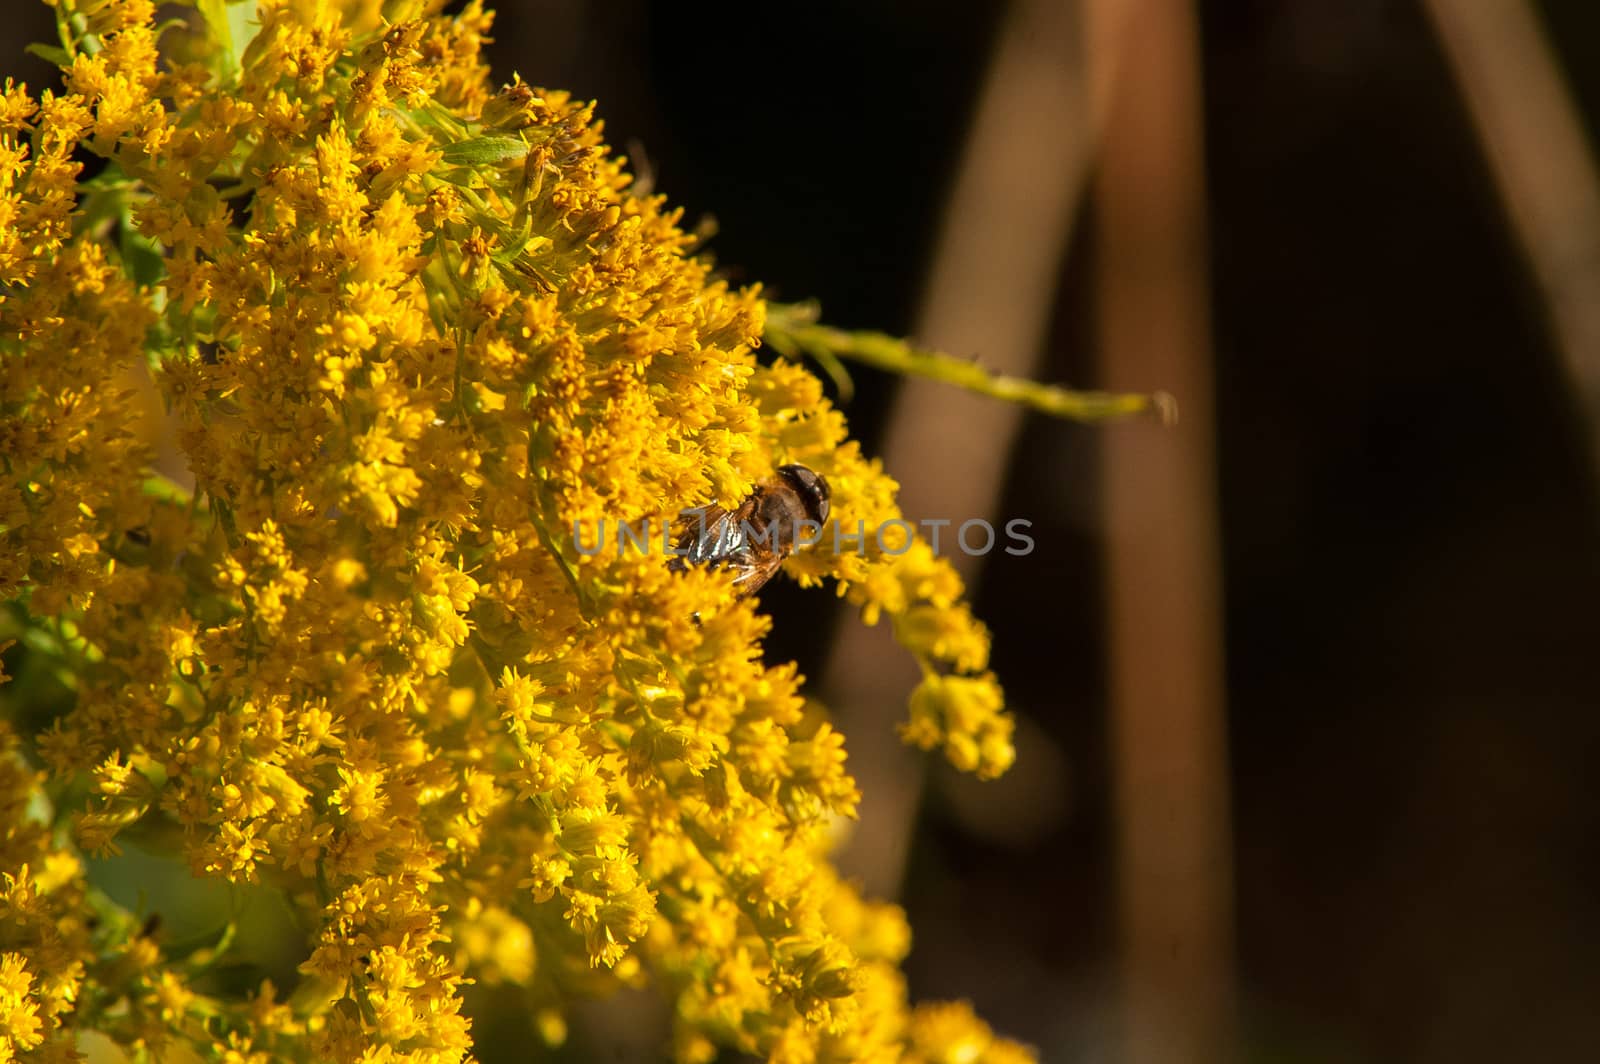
[821, 0, 1093, 899]
[1087, 0, 1235, 1059]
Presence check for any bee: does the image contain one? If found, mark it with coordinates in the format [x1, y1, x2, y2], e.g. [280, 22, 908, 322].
[669, 464, 831, 597]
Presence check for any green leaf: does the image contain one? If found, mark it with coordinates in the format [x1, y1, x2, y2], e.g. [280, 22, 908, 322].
[492, 220, 536, 263]
[197, 0, 260, 84]
[119, 226, 167, 288]
[225, 2, 260, 52]
[24, 43, 72, 69]
[439, 137, 529, 168]
[804, 344, 855, 401]
[142, 475, 194, 507]
[763, 319, 854, 401]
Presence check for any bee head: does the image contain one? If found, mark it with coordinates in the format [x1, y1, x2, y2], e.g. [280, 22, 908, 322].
[777, 464, 831, 526]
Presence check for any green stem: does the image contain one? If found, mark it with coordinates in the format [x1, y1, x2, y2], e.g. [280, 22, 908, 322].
[58, 1, 103, 58]
[766, 303, 1177, 425]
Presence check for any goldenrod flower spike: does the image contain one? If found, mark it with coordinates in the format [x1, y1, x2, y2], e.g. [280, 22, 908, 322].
[0, 1, 1036, 1060]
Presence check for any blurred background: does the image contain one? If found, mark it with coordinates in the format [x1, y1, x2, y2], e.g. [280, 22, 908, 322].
[10, 0, 1600, 1060]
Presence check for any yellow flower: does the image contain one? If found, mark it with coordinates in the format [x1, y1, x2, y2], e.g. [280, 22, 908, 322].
[904, 672, 1017, 780]
[0, 0, 1030, 1060]
[0, 953, 45, 1058]
[905, 1000, 1038, 1064]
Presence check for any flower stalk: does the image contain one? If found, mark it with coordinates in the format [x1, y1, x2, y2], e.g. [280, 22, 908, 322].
[767, 301, 1178, 423]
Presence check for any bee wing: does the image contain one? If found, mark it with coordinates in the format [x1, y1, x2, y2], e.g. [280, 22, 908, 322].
[670, 499, 785, 596]
[671, 505, 741, 569]
[727, 551, 785, 596]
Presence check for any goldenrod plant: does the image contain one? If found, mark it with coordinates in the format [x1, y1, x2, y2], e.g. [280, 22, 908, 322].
[0, 1, 1135, 1059]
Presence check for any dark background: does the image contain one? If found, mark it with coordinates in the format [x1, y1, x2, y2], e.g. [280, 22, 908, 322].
[474, 3, 1600, 1061]
[9, 1, 1600, 1060]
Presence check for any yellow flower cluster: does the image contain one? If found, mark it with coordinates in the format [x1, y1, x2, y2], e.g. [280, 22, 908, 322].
[0, 1, 1028, 1060]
